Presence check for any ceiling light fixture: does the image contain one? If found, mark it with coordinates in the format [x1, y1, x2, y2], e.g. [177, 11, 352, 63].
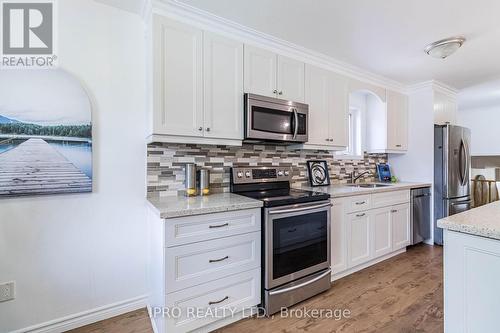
[424, 36, 466, 59]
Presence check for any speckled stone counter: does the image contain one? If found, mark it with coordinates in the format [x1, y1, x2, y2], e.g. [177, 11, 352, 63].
[295, 182, 432, 198]
[438, 201, 500, 240]
[147, 193, 263, 219]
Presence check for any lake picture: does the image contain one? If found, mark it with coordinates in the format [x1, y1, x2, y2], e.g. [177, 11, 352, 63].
[0, 70, 92, 197]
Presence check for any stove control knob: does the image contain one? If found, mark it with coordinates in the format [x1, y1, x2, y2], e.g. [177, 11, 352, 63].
[284, 171, 289, 176]
[245, 171, 251, 178]
[277, 171, 284, 177]
[237, 172, 243, 178]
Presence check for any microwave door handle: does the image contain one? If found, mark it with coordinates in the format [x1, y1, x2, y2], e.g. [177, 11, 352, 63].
[292, 108, 298, 139]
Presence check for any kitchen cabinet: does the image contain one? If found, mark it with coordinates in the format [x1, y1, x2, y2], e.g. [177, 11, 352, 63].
[151, 15, 243, 145]
[372, 207, 393, 258]
[203, 32, 243, 140]
[347, 211, 371, 267]
[392, 203, 411, 250]
[332, 189, 411, 281]
[366, 89, 408, 153]
[331, 200, 347, 274]
[148, 207, 261, 333]
[153, 16, 203, 138]
[244, 45, 305, 101]
[304, 64, 348, 149]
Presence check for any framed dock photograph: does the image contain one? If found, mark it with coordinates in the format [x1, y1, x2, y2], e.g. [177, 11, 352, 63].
[0, 69, 92, 197]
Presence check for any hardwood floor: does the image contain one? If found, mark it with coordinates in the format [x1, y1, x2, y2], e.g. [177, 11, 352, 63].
[68, 244, 443, 333]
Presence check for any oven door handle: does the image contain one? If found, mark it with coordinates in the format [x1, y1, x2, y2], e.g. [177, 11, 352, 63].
[268, 202, 332, 215]
[269, 269, 332, 296]
[292, 108, 299, 139]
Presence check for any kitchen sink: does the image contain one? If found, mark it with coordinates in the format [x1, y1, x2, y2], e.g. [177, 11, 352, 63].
[345, 183, 393, 188]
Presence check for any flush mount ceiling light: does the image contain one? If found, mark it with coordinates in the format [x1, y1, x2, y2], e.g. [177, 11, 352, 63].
[424, 36, 466, 59]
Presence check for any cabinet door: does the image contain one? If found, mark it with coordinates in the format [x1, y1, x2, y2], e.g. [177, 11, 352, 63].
[330, 72, 349, 148]
[277, 55, 305, 102]
[392, 203, 410, 250]
[153, 15, 203, 136]
[371, 207, 393, 258]
[305, 64, 331, 146]
[348, 211, 371, 267]
[203, 32, 243, 140]
[243, 45, 277, 97]
[331, 199, 347, 274]
[386, 90, 408, 151]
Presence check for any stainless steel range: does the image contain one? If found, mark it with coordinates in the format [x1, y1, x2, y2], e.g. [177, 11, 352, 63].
[230, 167, 332, 315]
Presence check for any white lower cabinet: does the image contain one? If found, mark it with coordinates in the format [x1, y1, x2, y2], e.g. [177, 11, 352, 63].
[391, 203, 411, 250]
[347, 211, 371, 267]
[332, 190, 411, 280]
[148, 208, 261, 333]
[372, 207, 393, 258]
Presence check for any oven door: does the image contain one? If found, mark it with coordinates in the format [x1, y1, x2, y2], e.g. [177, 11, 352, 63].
[264, 201, 331, 290]
[245, 94, 308, 143]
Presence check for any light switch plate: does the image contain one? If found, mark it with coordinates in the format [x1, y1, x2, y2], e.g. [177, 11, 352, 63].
[0, 281, 15, 302]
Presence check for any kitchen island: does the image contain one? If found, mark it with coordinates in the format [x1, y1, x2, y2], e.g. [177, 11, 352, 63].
[438, 201, 500, 333]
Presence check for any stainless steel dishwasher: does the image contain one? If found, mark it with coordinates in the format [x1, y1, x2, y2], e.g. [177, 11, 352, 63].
[411, 187, 432, 245]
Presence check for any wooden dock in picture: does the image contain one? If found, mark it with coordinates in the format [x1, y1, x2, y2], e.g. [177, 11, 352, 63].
[0, 138, 92, 196]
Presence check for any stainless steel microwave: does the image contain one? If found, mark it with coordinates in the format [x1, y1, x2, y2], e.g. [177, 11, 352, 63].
[244, 93, 308, 143]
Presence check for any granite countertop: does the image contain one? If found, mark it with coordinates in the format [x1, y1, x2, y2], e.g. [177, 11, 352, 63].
[438, 201, 500, 240]
[147, 192, 263, 219]
[295, 182, 432, 198]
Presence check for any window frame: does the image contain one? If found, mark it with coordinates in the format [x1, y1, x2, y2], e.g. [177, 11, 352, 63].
[336, 107, 363, 160]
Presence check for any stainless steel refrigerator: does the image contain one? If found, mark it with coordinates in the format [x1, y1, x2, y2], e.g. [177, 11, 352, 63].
[434, 124, 471, 245]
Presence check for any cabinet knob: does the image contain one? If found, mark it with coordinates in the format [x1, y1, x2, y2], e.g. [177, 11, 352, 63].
[329, 139, 334, 142]
[391, 210, 398, 213]
[198, 127, 203, 131]
[396, 144, 402, 147]
[206, 127, 210, 132]
[273, 90, 278, 94]
[278, 91, 283, 95]
[325, 138, 330, 142]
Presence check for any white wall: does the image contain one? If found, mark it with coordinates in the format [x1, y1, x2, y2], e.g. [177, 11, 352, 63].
[0, 1, 148, 332]
[457, 105, 500, 155]
[389, 88, 434, 243]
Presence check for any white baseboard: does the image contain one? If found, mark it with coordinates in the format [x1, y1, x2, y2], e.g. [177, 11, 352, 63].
[11, 295, 148, 333]
[331, 248, 406, 281]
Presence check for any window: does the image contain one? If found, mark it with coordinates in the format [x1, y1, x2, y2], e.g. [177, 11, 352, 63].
[338, 107, 362, 159]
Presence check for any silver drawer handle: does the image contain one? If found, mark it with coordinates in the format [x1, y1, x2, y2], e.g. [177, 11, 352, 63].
[355, 201, 366, 205]
[396, 144, 402, 147]
[208, 296, 229, 306]
[356, 213, 365, 217]
[209, 223, 229, 229]
[269, 269, 331, 296]
[209, 256, 229, 263]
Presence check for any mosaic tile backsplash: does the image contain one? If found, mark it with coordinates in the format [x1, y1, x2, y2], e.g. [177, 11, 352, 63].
[147, 143, 387, 197]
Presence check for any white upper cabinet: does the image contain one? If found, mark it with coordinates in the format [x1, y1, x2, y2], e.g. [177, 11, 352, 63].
[386, 90, 408, 151]
[151, 16, 244, 144]
[277, 55, 305, 102]
[304, 64, 348, 149]
[203, 32, 243, 140]
[366, 89, 408, 153]
[244, 45, 305, 102]
[153, 16, 203, 137]
[243, 45, 277, 98]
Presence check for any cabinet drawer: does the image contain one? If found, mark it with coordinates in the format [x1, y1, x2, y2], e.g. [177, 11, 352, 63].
[165, 208, 261, 247]
[165, 232, 260, 293]
[372, 190, 409, 209]
[165, 268, 260, 333]
[346, 195, 371, 213]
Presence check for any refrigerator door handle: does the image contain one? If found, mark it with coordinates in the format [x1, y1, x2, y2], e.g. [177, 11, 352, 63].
[459, 139, 467, 186]
[464, 139, 470, 185]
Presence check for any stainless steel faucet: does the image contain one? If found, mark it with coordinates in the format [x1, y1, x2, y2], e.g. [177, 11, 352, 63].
[350, 170, 373, 183]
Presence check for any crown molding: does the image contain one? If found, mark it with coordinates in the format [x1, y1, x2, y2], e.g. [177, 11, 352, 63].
[406, 80, 458, 97]
[152, 0, 407, 92]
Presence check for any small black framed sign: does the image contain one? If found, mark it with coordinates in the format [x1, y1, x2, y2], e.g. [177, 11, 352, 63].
[307, 160, 330, 186]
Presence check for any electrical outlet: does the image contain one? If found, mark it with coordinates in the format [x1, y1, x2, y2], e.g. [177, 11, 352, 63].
[0, 281, 15, 302]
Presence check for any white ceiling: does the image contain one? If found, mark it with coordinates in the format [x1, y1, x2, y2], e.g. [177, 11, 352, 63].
[177, 0, 500, 89]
